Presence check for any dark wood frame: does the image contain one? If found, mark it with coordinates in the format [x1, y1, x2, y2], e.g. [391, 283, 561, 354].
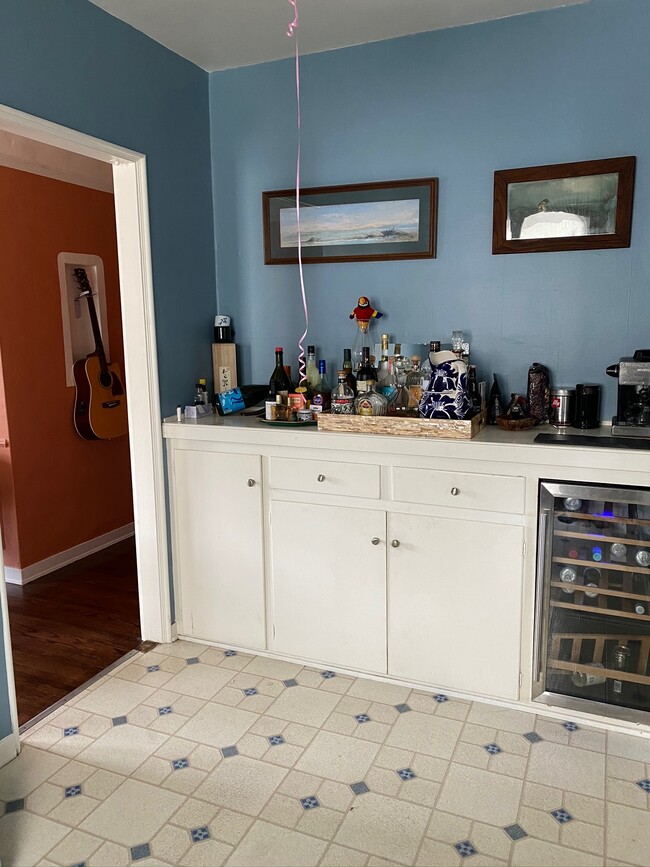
[492, 156, 636, 254]
[263, 177, 437, 264]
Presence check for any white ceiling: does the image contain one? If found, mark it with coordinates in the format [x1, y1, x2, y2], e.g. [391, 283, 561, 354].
[88, 0, 590, 72]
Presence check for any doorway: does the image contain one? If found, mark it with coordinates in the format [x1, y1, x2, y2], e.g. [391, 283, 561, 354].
[0, 104, 171, 764]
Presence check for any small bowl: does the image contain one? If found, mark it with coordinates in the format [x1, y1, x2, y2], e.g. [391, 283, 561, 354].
[495, 416, 538, 431]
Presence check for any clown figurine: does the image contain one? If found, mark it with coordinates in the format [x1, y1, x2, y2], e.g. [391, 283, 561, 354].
[349, 296, 383, 323]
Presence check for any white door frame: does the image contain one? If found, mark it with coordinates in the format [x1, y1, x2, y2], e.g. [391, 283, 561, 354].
[0, 104, 172, 755]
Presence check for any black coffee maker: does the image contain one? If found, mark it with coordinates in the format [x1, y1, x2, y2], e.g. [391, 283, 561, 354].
[606, 349, 650, 436]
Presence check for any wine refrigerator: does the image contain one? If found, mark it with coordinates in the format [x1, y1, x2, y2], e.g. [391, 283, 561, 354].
[533, 481, 650, 723]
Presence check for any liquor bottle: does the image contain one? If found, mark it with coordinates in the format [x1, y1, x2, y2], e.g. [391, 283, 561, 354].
[354, 380, 388, 416]
[635, 548, 650, 568]
[331, 370, 355, 414]
[467, 365, 481, 415]
[269, 347, 292, 399]
[310, 360, 331, 414]
[357, 346, 377, 382]
[393, 343, 412, 385]
[305, 346, 320, 391]
[216, 384, 269, 415]
[406, 357, 422, 408]
[377, 334, 391, 384]
[487, 373, 503, 424]
[342, 349, 357, 396]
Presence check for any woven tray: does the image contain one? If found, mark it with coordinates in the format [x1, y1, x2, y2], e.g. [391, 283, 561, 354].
[317, 410, 486, 440]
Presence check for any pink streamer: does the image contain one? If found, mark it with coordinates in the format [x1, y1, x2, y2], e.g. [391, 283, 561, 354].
[287, 0, 309, 385]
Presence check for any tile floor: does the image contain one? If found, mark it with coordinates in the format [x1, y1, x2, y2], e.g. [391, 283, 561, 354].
[1, 640, 649, 867]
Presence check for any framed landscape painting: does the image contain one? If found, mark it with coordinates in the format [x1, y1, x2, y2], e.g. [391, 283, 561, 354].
[492, 156, 636, 254]
[263, 177, 438, 264]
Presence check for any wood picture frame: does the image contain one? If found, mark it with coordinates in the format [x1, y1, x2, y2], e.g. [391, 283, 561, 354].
[263, 177, 437, 264]
[492, 156, 636, 254]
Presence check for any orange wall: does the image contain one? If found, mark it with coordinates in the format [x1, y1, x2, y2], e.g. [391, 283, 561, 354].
[0, 166, 133, 569]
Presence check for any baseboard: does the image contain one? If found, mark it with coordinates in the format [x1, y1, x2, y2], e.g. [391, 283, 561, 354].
[0, 732, 19, 768]
[4, 523, 135, 585]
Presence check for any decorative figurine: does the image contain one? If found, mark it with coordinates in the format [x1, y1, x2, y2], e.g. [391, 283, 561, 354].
[349, 296, 383, 323]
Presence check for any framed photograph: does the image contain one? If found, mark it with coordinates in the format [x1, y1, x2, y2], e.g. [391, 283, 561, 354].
[263, 177, 437, 264]
[492, 156, 636, 254]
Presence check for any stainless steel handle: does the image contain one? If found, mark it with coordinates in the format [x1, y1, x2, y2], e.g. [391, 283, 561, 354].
[532, 510, 549, 683]
[450, 487, 460, 496]
[317, 474, 326, 482]
[371, 538, 380, 546]
[391, 539, 400, 548]
[247, 479, 256, 487]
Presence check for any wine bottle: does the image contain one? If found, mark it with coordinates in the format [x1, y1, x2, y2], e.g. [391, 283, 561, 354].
[610, 542, 628, 563]
[216, 385, 269, 415]
[571, 664, 606, 687]
[635, 548, 650, 568]
[342, 348, 357, 396]
[357, 346, 377, 382]
[269, 347, 291, 399]
[310, 360, 331, 413]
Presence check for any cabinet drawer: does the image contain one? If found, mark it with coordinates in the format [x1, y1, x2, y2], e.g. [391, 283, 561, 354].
[269, 456, 381, 499]
[391, 466, 524, 513]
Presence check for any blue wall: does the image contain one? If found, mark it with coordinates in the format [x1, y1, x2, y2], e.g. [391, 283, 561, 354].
[210, 0, 649, 418]
[0, 0, 215, 740]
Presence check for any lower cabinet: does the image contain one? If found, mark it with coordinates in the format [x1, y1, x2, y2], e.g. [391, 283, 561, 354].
[387, 512, 524, 700]
[172, 448, 266, 650]
[270, 500, 387, 673]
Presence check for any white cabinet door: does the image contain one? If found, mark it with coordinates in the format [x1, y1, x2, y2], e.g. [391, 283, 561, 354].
[270, 500, 387, 673]
[388, 513, 523, 700]
[172, 449, 266, 650]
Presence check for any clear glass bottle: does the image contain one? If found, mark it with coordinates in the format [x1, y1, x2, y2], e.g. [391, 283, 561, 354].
[451, 330, 464, 358]
[305, 345, 320, 391]
[331, 370, 355, 414]
[406, 357, 421, 409]
[351, 320, 374, 372]
[377, 334, 391, 385]
[310, 360, 331, 414]
[354, 380, 388, 416]
[342, 348, 357, 396]
[393, 343, 412, 385]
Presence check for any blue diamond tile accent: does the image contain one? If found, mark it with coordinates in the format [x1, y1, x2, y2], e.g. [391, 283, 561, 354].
[300, 795, 320, 810]
[483, 743, 502, 755]
[635, 779, 650, 793]
[243, 687, 258, 696]
[524, 732, 543, 743]
[186, 657, 200, 665]
[63, 726, 79, 737]
[224, 649, 237, 657]
[504, 824, 528, 841]
[350, 781, 370, 795]
[158, 706, 173, 716]
[191, 826, 210, 843]
[434, 694, 448, 703]
[71, 862, 87, 867]
[146, 665, 160, 673]
[171, 758, 190, 770]
[112, 716, 128, 727]
[455, 840, 477, 858]
[562, 721, 580, 732]
[354, 713, 370, 724]
[221, 745, 239, 758]
[394, 703, 411, 713]
[321, 671, 336, 679]
[396, 768, 416, 781]
[550, 808, 573, 824]
[5, 799, 25, 814]
[268, 735, 285, 746]
[130, 843, 151, 862]
[65, 784, 82, 798]
[283, 678, 298, 687]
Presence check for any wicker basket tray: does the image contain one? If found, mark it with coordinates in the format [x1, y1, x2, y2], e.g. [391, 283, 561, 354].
[495, 416, 538, 431]
[317, 410, 486, 440]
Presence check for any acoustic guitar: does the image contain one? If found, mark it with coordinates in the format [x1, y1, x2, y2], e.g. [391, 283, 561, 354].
[72, 267, 128, 440]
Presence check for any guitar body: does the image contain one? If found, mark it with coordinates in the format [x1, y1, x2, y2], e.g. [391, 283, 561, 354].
[73, 354, 128, 440]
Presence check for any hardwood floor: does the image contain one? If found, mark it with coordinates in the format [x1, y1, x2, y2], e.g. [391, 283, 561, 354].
[7, 537, 141, 725]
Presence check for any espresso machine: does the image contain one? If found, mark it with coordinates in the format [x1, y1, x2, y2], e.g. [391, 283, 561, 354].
[606, 349, 650, 436]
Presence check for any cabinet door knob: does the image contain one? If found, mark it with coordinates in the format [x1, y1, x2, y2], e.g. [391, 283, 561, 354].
[450, 487, 460, 496]
[371, 537, 380, 546]
[391, 539, 400, 548]
[317, 474, 326, 482]
[247, 479, 256, 487]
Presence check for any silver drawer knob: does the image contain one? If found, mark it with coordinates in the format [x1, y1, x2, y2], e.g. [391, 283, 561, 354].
[247, 479, 256, 487]
[317, 474, 326, 482]
[371, 537, 380, 546]
[450, 487, 460, 496]
[391, 539, 400, 548]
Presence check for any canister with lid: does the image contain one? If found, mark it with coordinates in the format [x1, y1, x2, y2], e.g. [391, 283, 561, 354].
[550, 387, 575, 427]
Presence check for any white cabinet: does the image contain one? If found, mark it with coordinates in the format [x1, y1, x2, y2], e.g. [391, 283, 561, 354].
[172, 448, 266, 650]
[387, 512, 524, 700]
[270, 500, 387, 673]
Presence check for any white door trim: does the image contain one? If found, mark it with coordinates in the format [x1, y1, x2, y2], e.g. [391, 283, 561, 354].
[0, 103, 172, 758]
